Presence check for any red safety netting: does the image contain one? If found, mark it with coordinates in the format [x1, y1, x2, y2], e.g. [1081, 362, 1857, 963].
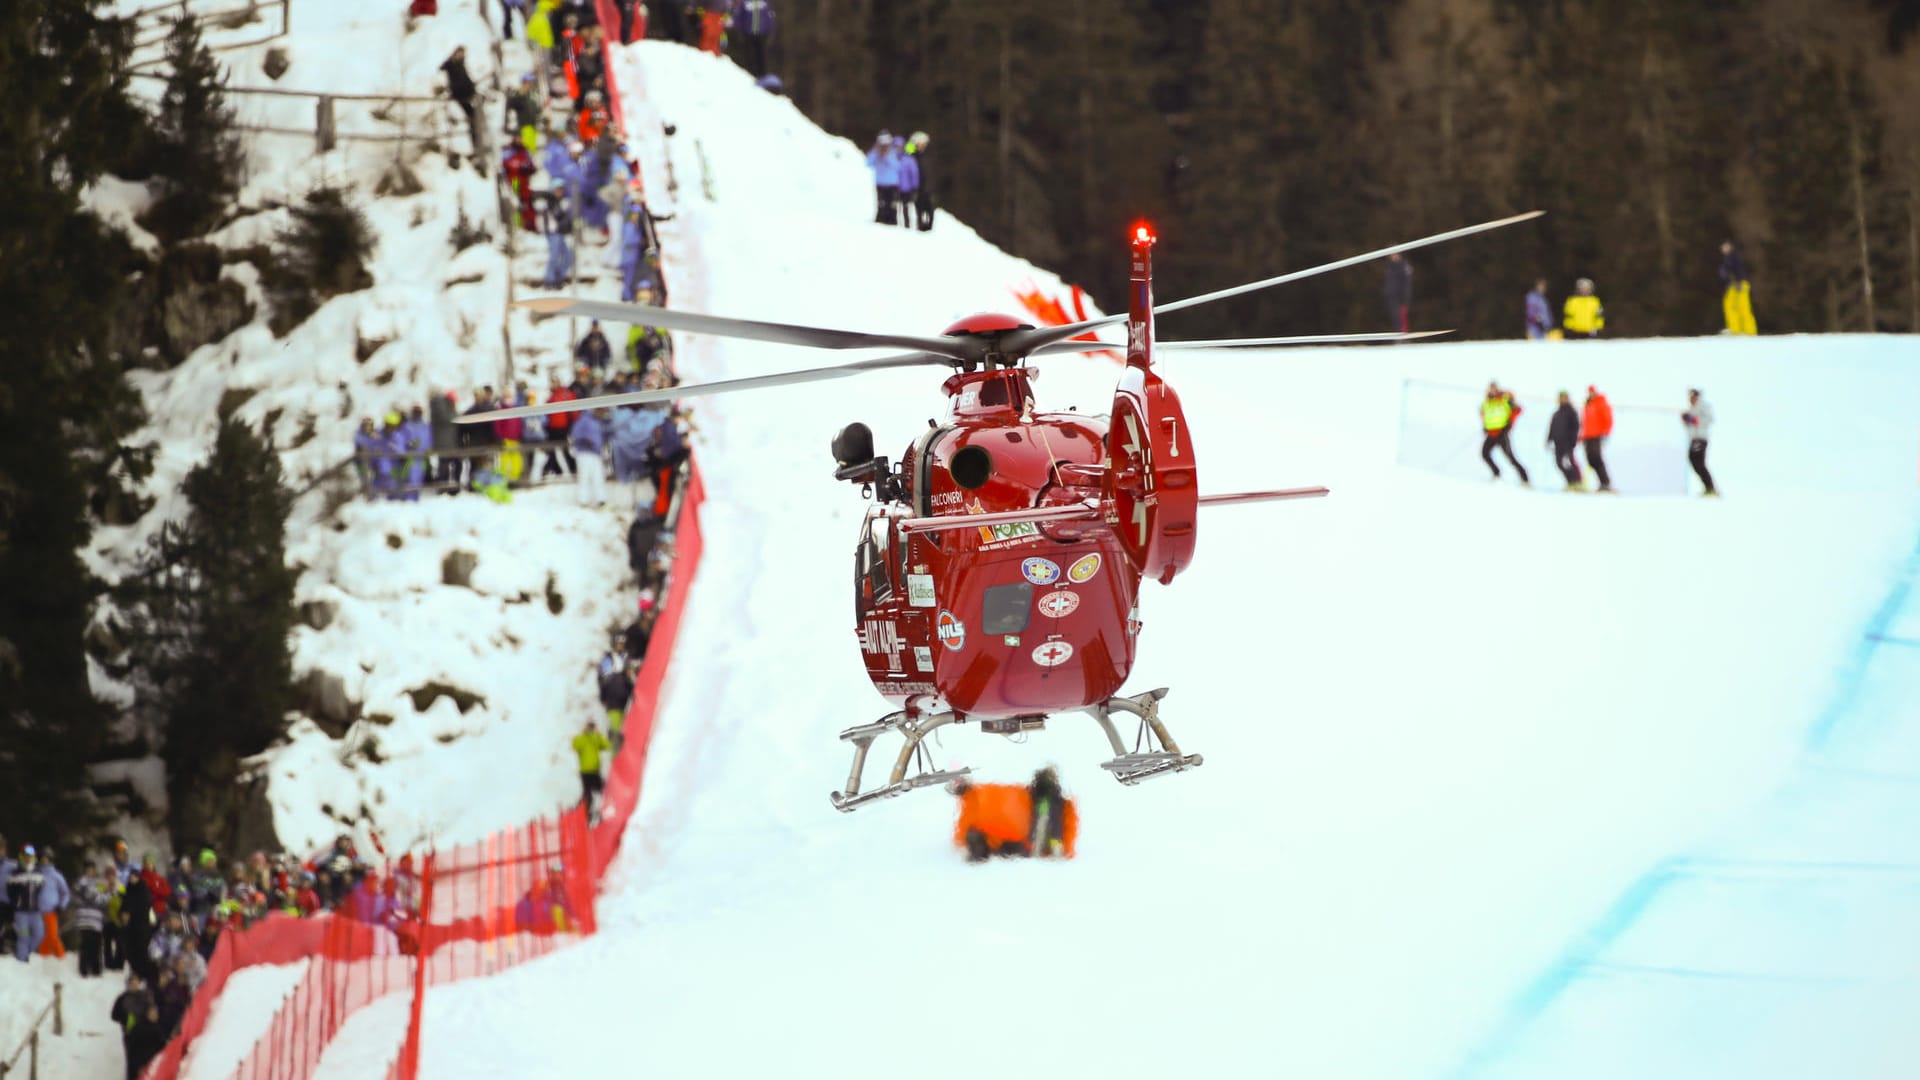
[138, 870, 420, 1080]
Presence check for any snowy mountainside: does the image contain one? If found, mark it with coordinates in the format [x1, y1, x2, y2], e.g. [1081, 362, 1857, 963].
[370, 39, 1920, 1080]
[85, 0, 644, 855]
[80, 3, 1108, 858]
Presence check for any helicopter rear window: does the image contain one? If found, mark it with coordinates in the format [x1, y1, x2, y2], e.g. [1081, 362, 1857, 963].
[981, 582, 1033, 634]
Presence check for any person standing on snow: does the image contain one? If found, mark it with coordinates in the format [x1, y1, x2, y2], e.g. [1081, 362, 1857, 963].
[8, 845, 47, 961]
[439, 47, 482, 161]
[400, 405, 433, 500]
[354, 418, 396, 497]
[572, 720, 613, 817]
[866, 132, 902, 225]
[430, 390, 460, 490]
[34, 848, 68, 959]
[697, 0, 732, 55]
[905, 131, 935, 231]
[74, 865, 113, 978]
[1682, 388, 1717, 496]
[1480, 381, 1529, 486]
[1563, 277, 1604, 338]
[894, 144, 920, 230]
[1581, 385, 1614, 493]
[571, 407, 609, 506]
[1524, 279, 1552, 340]
[541, 374, 578, 477]
[734, 0, 774, 78]
[1719, 239, 1757, 335]
[538, 191, 574, 288]
[1547, 391, 1584, 491]
[1383, 253, 1413, 334]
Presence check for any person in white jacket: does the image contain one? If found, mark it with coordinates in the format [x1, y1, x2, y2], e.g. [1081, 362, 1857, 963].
[1683, 388, 1717, 496]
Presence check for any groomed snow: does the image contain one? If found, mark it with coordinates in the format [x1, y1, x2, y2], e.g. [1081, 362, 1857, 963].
[349, 42, 1920, 1080]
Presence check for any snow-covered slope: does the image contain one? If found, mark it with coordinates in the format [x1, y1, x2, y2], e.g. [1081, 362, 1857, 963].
[292, 41, 1920, 1080]
[87, 0, 659, 854]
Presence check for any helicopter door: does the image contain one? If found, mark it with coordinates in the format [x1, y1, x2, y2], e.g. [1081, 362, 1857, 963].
[909, 424, 954, 518]
[854, 508, 896, 620]
[1106, 364, 1198, 585]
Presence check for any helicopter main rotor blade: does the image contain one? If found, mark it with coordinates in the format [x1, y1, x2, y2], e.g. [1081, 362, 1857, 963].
[453, 351, 954, 423]
[1002, 210, 1544, 354]
[517, 297, 981, 361]
[1027, 330, 1451, 357]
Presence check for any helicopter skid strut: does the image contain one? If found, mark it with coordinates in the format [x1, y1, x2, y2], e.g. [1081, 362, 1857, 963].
[1085, 688, 1204, 785]
[830, 708, 972, 812]
[828, 689, 1202, 811]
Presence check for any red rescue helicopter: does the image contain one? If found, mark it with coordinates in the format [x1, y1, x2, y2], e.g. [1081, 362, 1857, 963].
[466, 211, 1541, 810]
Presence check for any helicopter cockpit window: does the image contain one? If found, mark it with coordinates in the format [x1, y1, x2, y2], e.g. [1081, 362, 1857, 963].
[859, 516, 895, 613]
[981, 582, 1033, 634]
[980, 377, 1011, 407]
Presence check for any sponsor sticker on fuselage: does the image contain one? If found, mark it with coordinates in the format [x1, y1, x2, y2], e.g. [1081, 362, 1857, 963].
[1068, 553, 1102, 584]
[937, 610, 966, 651]
[914, 646, 933, 671]
[906, 573, 936, 607]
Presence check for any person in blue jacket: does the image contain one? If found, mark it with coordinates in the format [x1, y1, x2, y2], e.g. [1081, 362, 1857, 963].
[7, 845, 47, 961]
[570, 408, 608, 506]
[609, 406, 652, 482]
[399, 405, 433, 499]
[576, 139, 611, 241]
[895, 146, 920, 231]
[866, 132, 902, 225]
[353, 418, 397, 497]
[1524, 279, 1552, 340]
[618, 205, 648, 301]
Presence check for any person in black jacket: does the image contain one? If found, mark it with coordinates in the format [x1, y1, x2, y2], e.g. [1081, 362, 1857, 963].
[439, 47, 481, 157]
[1383, 253, 1412, 333]
[1546, 391, 1585, 491]
[905, 132, 935, 231]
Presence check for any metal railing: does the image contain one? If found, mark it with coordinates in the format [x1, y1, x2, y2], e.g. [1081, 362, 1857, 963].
[351, 440, 592, 497]
[0, 985, 63, 1080]
[126, 0, 291, 66]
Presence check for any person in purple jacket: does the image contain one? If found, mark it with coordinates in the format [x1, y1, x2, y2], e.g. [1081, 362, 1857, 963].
[571, 408, 608, 507]
[1524, 279, 1552, 340]
[866, 132, 902, 224]
[734, 0, 775, 78]
[894, 146, 920, 231]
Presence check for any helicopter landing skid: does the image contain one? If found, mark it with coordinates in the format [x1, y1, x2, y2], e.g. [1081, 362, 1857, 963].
[830, 708, 972, 812]
[1085, 689, 1204, 785]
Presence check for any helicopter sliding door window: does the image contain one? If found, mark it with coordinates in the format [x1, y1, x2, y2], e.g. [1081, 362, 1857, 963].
[981, 582, 1033, 634]
[859, 513, 895, 613]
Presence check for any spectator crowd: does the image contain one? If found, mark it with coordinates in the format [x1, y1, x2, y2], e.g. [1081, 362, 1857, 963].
[3, 834, 408, 1080]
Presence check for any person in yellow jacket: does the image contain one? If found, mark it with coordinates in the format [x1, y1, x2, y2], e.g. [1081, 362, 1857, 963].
[571, 720, 612, 817]
[1480, 381, 1530, 486]
[1719, 240, 1758, 335]
[1563, 277, 1604, 337]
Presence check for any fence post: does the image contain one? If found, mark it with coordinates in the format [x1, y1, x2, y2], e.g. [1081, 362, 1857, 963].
[51, 985, 61, 1037]
[282, 0, 289, 35]
[25, 1031, 34, 1080]
[316, 95, 336, 154]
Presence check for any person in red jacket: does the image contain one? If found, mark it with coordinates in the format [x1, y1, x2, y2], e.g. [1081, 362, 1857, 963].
[1580, 385, 1615, 493]
[502, 143, 537, 231]
[541, 373, 578, 477]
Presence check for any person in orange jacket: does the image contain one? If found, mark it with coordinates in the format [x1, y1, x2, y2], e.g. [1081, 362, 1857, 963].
[1580, 385, 1615, 493]
[951, 768, 1077, 862]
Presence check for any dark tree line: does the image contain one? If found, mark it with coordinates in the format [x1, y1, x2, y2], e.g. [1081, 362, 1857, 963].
[3, 1, 296, 855]
[775, 0, 1920, 339]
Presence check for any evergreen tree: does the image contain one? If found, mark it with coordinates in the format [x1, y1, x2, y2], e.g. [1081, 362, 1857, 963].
[146, 14, 243, 242]
[0, 0, 148, 852]
[118, 419, 296, 852]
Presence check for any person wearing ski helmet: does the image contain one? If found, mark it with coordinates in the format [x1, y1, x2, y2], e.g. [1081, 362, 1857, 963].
[1479, 381, 1530, 487]
[1563, 277, 1604, 338]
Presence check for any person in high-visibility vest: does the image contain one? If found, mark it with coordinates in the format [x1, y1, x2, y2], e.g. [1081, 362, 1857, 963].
[1719, 240, 1758, 335]
[572, 720, 612, 816]
[1563, 277, 1605, 337]
[1480, 382, 1530, 486]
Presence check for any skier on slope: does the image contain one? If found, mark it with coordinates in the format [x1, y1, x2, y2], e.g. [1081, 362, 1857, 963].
[1479, 381, 1529, 487]
[1682, 388, 1717, 496]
